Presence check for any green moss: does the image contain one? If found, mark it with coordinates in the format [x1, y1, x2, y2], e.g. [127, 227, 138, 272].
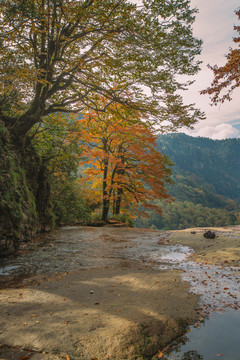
[1, 169, 37, 232]
[0, 122, 6, 135]
[0, 122, 53, 255]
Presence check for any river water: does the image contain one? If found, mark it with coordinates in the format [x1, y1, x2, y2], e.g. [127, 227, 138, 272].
[165, 309, 240, 360]
[150, 243, 240, 360]
[0, 226, 239, 359]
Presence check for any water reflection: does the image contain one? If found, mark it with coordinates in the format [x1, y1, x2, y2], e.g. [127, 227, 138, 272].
[165, 310, 240, 360]
[181, 351, 203, 360]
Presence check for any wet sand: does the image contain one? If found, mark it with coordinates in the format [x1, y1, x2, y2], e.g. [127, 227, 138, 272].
[0, 225, 239, 360]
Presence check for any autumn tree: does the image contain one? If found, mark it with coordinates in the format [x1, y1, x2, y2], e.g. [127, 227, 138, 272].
[79, 102, 172, 222]
[0, 0, 204, 137]
[201, 9, 240, 104]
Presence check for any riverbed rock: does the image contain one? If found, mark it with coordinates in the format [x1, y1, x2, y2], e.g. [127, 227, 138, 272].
[203, 230, 216, 239]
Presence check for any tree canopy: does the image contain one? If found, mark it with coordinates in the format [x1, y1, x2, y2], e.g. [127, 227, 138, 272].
[0, 0, 203, 136]
[201, 9, 240, 104]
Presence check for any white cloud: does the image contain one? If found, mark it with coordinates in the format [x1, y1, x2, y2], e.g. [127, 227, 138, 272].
[183, 123, 240, 139]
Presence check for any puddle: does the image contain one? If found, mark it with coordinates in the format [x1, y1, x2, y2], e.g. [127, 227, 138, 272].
[0, 265, 20, 275]
[164, 309, 240, 360]
[155, 244, 194, 263]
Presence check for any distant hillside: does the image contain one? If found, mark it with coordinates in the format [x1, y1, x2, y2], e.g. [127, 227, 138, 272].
[157, 133, 240, 205]
[136, 133, 240, 230]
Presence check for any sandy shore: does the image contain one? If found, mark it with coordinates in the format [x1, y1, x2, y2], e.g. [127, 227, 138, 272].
[0, 225, 239, 360]
[169, 226, 240, 266]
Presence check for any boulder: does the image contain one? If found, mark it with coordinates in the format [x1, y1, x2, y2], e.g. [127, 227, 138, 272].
[203, 230, 215, 239]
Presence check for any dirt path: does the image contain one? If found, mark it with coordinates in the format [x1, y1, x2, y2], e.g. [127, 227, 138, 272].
[0, 226, 239, 360]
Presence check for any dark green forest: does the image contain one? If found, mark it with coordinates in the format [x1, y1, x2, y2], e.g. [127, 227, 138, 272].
[136, 133, 240, 230]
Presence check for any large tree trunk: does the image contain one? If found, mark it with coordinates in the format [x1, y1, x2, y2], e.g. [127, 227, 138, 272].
[13, 118, 37, 137]
[102, 199, 110, 223]
[12, 106, 44, 137]
[115, 188, 123, 215]
[6, 94, 46, 137]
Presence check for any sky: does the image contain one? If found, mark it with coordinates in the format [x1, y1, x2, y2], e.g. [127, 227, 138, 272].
[180, 0, 240, 139]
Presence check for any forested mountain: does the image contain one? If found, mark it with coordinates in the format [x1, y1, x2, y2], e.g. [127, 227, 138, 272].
[136, 133, 240, 230]
[157, 133, 240, 202]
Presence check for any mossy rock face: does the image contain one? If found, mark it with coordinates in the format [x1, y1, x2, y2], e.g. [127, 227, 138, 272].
[0, 122, 53, 257]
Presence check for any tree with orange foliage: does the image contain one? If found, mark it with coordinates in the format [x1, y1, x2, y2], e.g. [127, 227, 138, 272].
[79, 102, 172, 222]
[201, 9, 240, 104]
